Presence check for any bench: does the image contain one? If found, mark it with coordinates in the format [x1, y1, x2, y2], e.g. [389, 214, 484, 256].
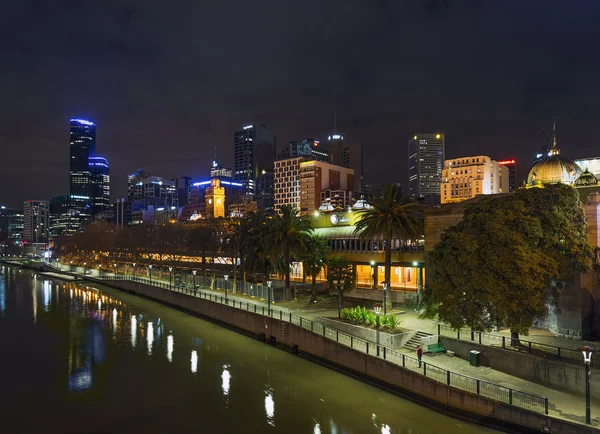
[427, 342, 446, 354]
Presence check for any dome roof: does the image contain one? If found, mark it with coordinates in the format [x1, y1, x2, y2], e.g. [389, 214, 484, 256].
[527, 124, 582, 187]
[575, 168, 598, 187]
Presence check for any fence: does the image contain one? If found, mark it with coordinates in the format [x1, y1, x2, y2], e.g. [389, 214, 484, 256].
[86, 272, 548, 416]
[437, 324, 582, 364]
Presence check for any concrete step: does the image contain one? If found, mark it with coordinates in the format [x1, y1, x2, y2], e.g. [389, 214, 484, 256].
[403, 331, 433, 350]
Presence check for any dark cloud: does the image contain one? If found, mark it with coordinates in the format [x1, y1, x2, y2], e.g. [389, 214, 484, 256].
[0, 0, 600, 208]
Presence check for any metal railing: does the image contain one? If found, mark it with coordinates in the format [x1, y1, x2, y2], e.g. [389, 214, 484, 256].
[437, 324, 582, 364]
[82, 272, 549, 415]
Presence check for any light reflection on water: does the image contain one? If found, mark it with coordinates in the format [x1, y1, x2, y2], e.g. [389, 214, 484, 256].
[0, 267, 499, 434]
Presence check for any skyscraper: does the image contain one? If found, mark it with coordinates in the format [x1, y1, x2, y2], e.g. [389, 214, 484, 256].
[127, 170, 178, 209]
[69, 118, 110, 217]
[234, 124, 276, 195]
[326, 134, 364, 193]
[89, 156, 110, 215]
[23, 200, 49, 243]
[278, 139, 330, 162]
[408, 133, 445, 202]
[69, 118, 96, 201]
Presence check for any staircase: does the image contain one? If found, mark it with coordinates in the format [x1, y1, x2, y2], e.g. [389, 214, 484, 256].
[403, 331, 432, 351]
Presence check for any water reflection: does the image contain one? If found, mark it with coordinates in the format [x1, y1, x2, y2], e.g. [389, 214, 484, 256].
[167, 334, 173, 362]
[112, 308, 117, 338]
[264, 388, 275, 427]
[313, 421, 321, 434]
[131, 314, 137, 349]
[0, 276, 5, 315]
[147, 322, 154, 356]
[43, 280, 50, 312]
[221, 365, 231, 396]
[32, 282, 37, 324]
[191, 350, 198, 374]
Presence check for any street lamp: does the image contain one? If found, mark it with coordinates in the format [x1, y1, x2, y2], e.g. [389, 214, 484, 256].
[224, 275, 229, 303]
[114, 262, 118, 277]
[579, 346, 596, 424]
[266, 280, 272, 316]
[383, 281, 389, 316]
[169, 267, 173, 290]
[192, 270, 197, 293]
[132, 263, 136, 278]
[70, 260, 73, 272]
[333, 279, 342, 318]
[98, 264, 102, 278]
[83, 262, 87, 276]
[370, 260, 376, 289]
[149, 264, 153, 282]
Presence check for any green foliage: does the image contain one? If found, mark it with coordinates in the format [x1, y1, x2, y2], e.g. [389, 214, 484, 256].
[327, 255, 355, 292]
[422, 184, 594, 336]
[339, 306, 402, 331]
[354, 183, 423, 311]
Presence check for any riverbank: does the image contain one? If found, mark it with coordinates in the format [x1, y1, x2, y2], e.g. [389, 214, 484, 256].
[5, 261, 599, 434]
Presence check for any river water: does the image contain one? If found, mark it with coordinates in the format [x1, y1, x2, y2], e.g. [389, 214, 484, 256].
[0, 266, 498, 433]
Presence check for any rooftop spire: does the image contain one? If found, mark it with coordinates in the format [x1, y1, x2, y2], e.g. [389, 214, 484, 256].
[549, 122, 560, 156]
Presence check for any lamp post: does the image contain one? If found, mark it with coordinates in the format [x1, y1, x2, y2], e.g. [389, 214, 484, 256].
[224, 275, 229, 303]
[132, 263, 136, 279]
[383, 281, 389, 316]
[114, 262, 118, 277]
[149, 264, 153, 282]
[333, 279, 342, 318]
[266, 280, 272, 316]
[98, 264, 102, 278]
[370, 260, 376, 289]
[192, 270, 197, 291]
[70, 260, 73, 272]
[579, 346, 596, 424]
[169, 267, 173, 290]
[83, 262, 87, 276]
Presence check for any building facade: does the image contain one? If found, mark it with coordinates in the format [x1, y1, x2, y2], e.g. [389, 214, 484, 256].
[408, 133, 445, 202]
[441, 156, 509, 204]
[205, 179, 225, 219]
[234, 124, 276, 196]
[89, 156, 110, 214]
[498, 159, 517, 192]
[274, 157, 305, 212]
[8, 211, 24, 243]
[278, 139, 330, 162]
[299, 160, 354, 215]
[23, 200, 49, 243]
[127, 170, 178, 209]
[575, 157, 600, 179]
[325, 134, 364, 193]
[49, 195, 90, 239]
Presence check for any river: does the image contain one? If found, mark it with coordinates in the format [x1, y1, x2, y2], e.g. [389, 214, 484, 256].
[0, 266, 498, 433]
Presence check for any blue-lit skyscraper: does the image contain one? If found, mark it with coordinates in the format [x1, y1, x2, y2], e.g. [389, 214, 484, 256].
[68, 118, 110, 217]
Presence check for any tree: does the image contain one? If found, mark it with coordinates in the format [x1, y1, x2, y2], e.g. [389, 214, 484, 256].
[354, 183, 423, 312]
[422, 184, 594, 344]
[303, 236, 330, 303]
[326, 255, 355, 305]
[262, 205, 313, 300]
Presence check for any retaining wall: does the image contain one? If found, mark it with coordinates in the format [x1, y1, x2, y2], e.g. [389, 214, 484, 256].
[440, 337, 600, 400]
[96, 278, 599, 434]
[319, 317, 415, 349]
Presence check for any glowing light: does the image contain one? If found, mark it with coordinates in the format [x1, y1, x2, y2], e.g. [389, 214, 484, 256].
[413, 135, 417, 140]
[70, 289, 73, 299]
[112, 308, 117, 335]
[381, 424, 391, 434]
[314, 211, 320, 217]
[498, 159, 516, 165]
[97, 299, 102, 310]
[147, 322, 154, 356]
[314, 422, 322, 434]
[265, 390, 275, 426]
[436, 134, 441, 139]
[412, 261, 418, 266]
[222, 366, 231, 396]
[43, 281, 50, 312]
[131, 315, 137, 349]
[191, 350, 198, 373]
[167, 335, 173, 362]
[243, 125, 253, 130]
[70, 118, 95, 126]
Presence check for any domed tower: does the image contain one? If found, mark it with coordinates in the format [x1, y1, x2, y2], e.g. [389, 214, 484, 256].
[527, 123, 582, 187]
[575, 168, 599, 187]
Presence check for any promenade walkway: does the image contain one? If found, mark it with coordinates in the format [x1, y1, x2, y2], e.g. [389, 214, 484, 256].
[39, 262, 600, 427]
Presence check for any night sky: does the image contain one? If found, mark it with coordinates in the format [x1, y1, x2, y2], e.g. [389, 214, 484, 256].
[2, 1, 600, 209]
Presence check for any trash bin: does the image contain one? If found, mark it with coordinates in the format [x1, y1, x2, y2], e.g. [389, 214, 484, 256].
[469, 350, 480, 366]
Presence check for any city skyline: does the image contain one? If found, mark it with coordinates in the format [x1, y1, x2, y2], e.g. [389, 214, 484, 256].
[2, 1, 600, 208]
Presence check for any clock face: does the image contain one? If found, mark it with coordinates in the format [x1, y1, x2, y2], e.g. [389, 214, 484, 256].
[330, 214, 339, 225]
[208, 199, 213, 205]
[217, 199, 222, 205]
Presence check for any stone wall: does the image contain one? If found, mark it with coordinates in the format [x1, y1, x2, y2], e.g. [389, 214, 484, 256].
[96, 278, 598, 434]
[318, 317, 415, 349]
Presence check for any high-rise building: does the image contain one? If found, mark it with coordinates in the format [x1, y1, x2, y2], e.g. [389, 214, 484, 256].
[69, 118, 109, 217]
[408, 133, 445, 202]
[327, 134, 344, 166]
[498, 159, 517, 192]
[342, 143, 364, 193]
[177, 176, 191, 206]
[234, 124, 276, 196]
[8, 211, 24, 244]
[23, 200, 49, 243]
[70, 118, 96, 200]
[49, 196, 90, 239]
[0, 206, 13, 243]
[440, 156, 508, 204]
[273, 158, 354, 215]
[89, 156, 110, 215]
[278, 139, 330, 162]
[127, 170, 178, 209]
[257, 169, 275, 214]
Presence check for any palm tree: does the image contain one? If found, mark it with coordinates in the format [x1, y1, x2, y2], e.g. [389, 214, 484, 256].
[263, 205, 313, 300]
[354, 183, 423, 312]
[303, 236, 330, 303]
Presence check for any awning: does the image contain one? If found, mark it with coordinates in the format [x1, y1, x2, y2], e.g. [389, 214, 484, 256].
[313, 226, 361, 240]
